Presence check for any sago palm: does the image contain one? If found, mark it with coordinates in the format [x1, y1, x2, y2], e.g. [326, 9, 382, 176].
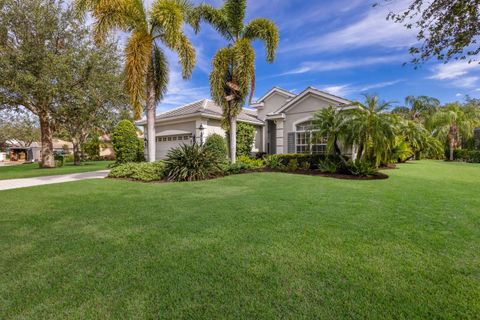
[192, 0, 279, 163]
[75, 0, 196, 162]
[348, 95, 398, 167]
[428, 103, 480, 161]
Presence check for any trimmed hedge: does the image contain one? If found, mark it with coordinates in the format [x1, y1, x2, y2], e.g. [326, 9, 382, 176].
[454, 149, 480, 163]
[271, 154, 341, 170]
[108, 162, 165, 182]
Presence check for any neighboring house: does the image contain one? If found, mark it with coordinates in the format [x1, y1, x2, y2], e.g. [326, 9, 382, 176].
[99, 134, 115, 159]
[137, 86, 353, 160]
[6, 139, 73, 162]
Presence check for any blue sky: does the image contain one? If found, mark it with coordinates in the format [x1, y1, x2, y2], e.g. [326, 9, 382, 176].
[144, 0, 480, 112]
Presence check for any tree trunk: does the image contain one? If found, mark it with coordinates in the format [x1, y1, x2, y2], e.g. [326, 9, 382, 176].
[449, 139, 455, 161]
[146, 68, 156, 163]
[230, 116, 237, 164]
[73, 140, 81, 166]
[333, 137, 349, 167]
[38, 111, 55, 168]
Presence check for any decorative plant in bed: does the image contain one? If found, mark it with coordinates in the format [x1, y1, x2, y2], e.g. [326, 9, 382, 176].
[108, 149, 388, 183]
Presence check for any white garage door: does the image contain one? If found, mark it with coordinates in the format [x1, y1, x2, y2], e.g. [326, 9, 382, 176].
[155, 134, 193, 160]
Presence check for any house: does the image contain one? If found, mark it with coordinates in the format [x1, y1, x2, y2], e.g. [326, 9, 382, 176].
[6, 139, 73, 162]
[137, 87, 353, 160]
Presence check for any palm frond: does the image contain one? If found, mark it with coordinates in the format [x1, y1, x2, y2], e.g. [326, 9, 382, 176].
[193, 4, 231, 40]
[152, 45, 169, 103]
[172, 32, 196, 79]
[223, 0, 246, 38]
[210, 47, 233, 109]
[232, 38, 254, 100]
[125, 31, 153, 119]
[150, 0, 183, 47]
[91, 0, 147, 44]
[243, 18, 279, 62]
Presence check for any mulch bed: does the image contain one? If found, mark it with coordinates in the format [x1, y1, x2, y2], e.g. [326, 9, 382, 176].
[246, 168, 389, 180]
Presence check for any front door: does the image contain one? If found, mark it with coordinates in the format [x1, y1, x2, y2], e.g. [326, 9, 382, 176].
[267, 120, 276, 155]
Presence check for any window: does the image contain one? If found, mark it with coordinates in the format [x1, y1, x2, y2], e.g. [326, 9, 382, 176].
[295, 121, 327, 154]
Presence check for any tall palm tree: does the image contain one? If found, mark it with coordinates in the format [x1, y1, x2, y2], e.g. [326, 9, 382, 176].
[348, 95, 398, 166]
[75, 0, 196, 162]
[392, 95, 440, 122]
[428, 103, 480, 161]
[193, 0, 279, 163]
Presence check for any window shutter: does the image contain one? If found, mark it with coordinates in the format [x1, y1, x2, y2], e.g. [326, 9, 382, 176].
[287, 132, 295, 154]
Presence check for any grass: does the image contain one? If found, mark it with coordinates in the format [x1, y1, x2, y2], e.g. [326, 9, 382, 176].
[0, 161, 112, 180]
[1, 160, 479, 319]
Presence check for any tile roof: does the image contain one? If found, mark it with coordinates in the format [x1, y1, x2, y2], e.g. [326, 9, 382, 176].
[153, 99, 264, 125]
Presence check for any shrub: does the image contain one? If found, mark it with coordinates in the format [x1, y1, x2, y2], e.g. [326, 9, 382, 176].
[347, 160, 378, 177]
[264, 155, 284, 170]
[64, 154, 75, 163]
[165, 144, 222, 182]
[112, 120, 141, 164]
[236, 122, 256, 157]
[108, 162, 165, 182]
[318, 158, 341, 173]
[455, 149, 480, 163]
[53, 152, 64, 167]
[204, 134, 228, 160]
[287, 159, 299, 171]
[237, 155, 264, 168]
[274, 154, 341, 170]
[222, 161, 253, 174]
[137, 138, 145, 162]
[83, 137, 100, 160]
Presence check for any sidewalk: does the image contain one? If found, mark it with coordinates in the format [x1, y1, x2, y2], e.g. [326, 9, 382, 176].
[0, 170, 110, 191]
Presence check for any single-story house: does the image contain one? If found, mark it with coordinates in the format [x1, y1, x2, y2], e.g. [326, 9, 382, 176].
[137, 86, 353, 160]
[5, 139, 73, 162]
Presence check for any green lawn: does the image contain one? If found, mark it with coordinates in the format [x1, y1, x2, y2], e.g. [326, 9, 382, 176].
[1, 161, 479, 319]
[0, 161, 112, 180]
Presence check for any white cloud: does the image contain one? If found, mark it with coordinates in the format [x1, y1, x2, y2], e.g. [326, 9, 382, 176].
[320, 79, 402, 98]
[322, 85, 352, 97]
[429, 61, 480, 88]
[280, 55, 405, 76]
[429, 61, 480, 80]
[281, 0, 416, 54]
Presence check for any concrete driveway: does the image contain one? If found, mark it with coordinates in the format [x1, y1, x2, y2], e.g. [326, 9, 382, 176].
[0, 170, 110, 191]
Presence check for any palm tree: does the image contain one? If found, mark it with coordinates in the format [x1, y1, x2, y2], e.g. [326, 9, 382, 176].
[75, 0, 196, 162]
[348, 95, 398, 166]
[399, 119, 442, 160]
[392, 95, 440, 122]
[428, 103, 480, 161]
[313, 106, 350, 165]
[193, 0, 279, 163]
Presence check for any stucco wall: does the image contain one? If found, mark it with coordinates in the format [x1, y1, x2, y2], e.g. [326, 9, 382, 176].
[256, 93, 290, 121]
[154, 121, 197, 136]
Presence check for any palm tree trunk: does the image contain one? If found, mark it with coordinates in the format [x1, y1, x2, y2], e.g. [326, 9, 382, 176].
[38, 110, 55, 168]
[449, 139, 455, 161]
[146, 68, 156, 163]
[230, 116, 237, 164]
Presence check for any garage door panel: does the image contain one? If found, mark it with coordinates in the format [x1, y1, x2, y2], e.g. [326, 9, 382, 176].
[155, 135, 193, 160]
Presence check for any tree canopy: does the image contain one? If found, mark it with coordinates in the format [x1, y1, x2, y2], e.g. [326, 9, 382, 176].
[382, 0, 480, 63]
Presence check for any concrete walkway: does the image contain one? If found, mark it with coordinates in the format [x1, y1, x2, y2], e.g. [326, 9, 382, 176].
[0, 170, 110, 191]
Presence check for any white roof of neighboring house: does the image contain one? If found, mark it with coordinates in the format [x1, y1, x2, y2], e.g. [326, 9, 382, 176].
[137, 99, 264, 126]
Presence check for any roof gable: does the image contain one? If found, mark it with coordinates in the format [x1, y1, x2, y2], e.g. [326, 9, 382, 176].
[253, 87, 296, 105]
[273, 87, 352, 114]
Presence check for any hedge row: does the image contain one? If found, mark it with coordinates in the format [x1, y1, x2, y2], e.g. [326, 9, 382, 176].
[272, 154, 342, 170]
[454, 149, 480, 163]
